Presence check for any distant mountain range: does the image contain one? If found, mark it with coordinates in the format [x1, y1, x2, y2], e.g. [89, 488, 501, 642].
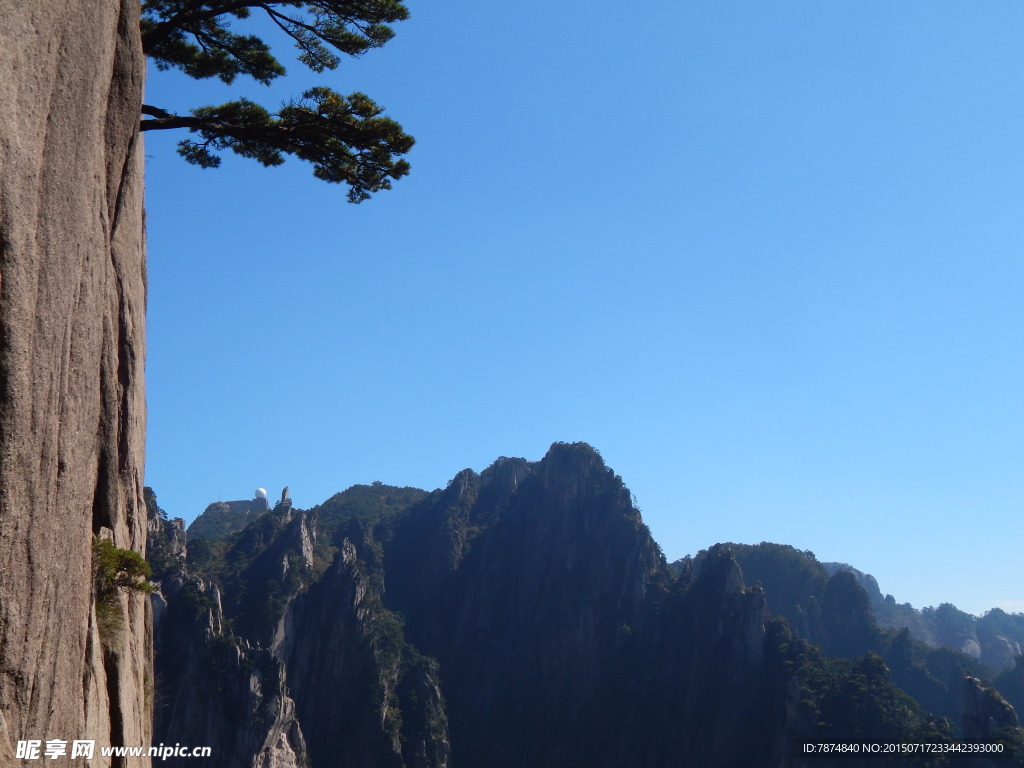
[147, 443, 1024, 767]
[669, 545, 1024, 674]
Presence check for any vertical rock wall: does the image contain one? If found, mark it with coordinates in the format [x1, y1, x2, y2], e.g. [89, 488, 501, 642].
[0, 1, 149, 765]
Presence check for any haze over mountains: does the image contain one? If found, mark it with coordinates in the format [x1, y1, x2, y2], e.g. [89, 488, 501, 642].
[147, 443, 1024, 767]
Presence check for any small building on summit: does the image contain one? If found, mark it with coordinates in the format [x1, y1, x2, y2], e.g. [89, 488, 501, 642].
[187, 486, 290, 540]
[213, 487, 270, 516]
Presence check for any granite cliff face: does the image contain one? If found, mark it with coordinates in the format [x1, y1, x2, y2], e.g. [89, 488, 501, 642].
[0, 2, 149, 765]
[151, 446, 798, 767]
[150, 501, 449, 768]
[963, 676, 1019, 743]
[384, 446, 666, 766]
[152, 570, 308, 768]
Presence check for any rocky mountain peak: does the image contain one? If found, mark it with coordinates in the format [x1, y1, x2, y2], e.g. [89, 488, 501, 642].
[963, 676, 1019, 742]
[147, 450, 1024, 767]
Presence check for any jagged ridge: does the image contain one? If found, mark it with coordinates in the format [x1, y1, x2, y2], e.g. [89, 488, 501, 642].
[148, 443, 1024, 768]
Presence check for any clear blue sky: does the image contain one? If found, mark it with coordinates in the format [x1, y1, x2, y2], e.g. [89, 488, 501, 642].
[143, 1, 1024, 617]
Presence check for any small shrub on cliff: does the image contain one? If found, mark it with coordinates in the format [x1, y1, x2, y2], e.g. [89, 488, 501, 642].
[93, 539, 154, 642]
[94, 539, 154, 594]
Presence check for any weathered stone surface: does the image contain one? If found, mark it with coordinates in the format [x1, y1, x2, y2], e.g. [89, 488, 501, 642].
[152, 573, 309, 768]
[963, 675, 1018, 742]
[149, 498, 446, 768]
[0, 1, 149, 764]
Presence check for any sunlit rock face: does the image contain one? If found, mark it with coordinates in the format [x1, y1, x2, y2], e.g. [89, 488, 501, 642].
[0, 2, 149, 763]
[962, 676, 1019, 743]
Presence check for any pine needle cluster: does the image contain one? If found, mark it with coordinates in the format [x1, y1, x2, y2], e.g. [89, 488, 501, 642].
[140, 1, 414, 201]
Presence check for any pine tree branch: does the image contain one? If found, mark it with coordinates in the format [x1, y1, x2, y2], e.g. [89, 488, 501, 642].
[142, 104, 174, 119]
[140, 3, 413, 201]
[142, 0, 258, 52]
[141, 114, 221, 132]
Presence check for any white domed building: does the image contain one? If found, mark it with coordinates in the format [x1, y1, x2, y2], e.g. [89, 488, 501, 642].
[254, 487, 269, 511]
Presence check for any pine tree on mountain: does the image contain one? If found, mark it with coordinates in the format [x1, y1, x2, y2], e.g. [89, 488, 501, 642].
[140, 0, 414, 202]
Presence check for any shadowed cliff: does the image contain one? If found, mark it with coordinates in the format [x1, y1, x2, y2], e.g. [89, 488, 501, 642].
[150, 445, 1023, 767]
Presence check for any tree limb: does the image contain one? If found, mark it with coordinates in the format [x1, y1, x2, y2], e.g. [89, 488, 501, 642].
[142, 0, 257, 51]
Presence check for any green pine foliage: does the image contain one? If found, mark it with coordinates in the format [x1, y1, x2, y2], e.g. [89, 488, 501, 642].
[187, 502, 263, 542]
[308, 483, 427, 535]
[140, 1, 414, 202]
[93, 538, 154, 643]
[184, 536, 227, 580]
[141, 0, 408, 82]
[793, 647, 958, 764]
[713, 542, 829, 621]
[94, 538, 154, 596]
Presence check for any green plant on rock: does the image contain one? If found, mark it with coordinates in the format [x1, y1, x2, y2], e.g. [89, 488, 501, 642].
[93, 538, 154, 641]
[94, 538, 155, 595]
